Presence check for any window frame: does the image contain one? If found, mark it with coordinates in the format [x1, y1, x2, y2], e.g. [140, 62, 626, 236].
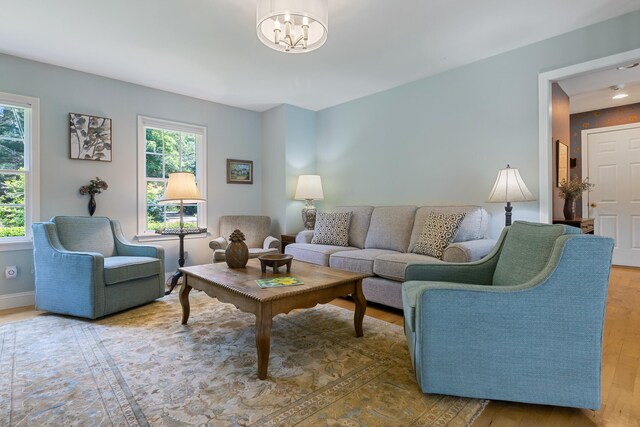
[136, 115, 207, 241]
[0, 92, 40, 251]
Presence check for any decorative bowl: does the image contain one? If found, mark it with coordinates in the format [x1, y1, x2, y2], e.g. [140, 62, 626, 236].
[258, 254, 294, 274]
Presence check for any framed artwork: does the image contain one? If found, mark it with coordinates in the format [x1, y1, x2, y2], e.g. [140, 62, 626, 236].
[69, 113, 112, 161]
[556, 140, 568, 186]
[227, 159, 253, 184]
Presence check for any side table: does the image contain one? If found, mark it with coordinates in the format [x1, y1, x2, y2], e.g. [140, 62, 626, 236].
[156, 227, 207, 294]
[552, 218, 594, 234]
[280, 233, 297, 253]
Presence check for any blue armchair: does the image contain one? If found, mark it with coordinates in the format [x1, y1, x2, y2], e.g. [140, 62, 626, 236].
[402, 221, 614, 409]
[32, 216, 165, 319]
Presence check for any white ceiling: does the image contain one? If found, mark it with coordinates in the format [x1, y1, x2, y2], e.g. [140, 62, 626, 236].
[558, 63, 640, 113]
[2, 0, 640, 112]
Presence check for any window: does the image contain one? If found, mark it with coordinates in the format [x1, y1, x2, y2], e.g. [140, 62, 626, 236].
[0, 92, 39, 250]
[137, 116, 206, 238]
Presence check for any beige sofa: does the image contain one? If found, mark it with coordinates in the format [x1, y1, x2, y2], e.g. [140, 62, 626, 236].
[285, 205, 495, 309]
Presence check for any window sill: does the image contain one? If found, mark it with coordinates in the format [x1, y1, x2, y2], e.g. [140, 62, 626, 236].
[0, 239, 33, 252]
[135, 232, 210, 243]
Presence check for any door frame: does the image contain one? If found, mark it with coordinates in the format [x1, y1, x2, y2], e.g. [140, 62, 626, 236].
[581, 122, 640, 216]
[537, 47, 640, 223]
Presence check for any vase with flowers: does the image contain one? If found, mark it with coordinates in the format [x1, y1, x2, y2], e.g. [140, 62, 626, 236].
[79, 177, 108, 216]
[558, 177, 594, 220]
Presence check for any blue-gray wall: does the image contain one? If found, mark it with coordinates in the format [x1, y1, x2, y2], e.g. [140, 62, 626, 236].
[0, 53, 262, 304]
[316, 11, 640, 237]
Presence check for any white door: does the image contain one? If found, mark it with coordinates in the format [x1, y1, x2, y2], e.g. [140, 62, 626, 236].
[583, 123, 640, 267]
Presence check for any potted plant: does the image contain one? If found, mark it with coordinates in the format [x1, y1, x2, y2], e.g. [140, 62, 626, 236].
[558, 177, 594, 220]
[79, 177, 108, 216]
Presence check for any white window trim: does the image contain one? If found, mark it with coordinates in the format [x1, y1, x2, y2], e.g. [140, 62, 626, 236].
[0, 92, 40, 252]
[136, 115, 207, 241]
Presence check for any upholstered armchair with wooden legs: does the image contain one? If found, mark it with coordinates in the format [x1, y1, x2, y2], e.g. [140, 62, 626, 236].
[402, 221, 614, 409]
[32, 216, 165, 319]
[209, 215, 280, 263]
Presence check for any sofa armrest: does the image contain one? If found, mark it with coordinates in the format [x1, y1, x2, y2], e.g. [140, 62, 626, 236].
[111, 220, 164, 261]
[443, 238, 497, 262]
[296, 230, 314, 244]
[404, 228, 508, 284]
[263, 235, 281, 250]
[209, 237, 228, 251]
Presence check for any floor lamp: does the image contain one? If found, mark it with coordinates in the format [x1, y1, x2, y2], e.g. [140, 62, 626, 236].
[157, 172, 207, 294]
[487, 165, 535, 226]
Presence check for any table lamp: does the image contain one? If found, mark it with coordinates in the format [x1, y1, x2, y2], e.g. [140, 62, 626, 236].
[157, 172, 207, 294]
[294, 174, 324, 230]
[487, 165, 535, 226]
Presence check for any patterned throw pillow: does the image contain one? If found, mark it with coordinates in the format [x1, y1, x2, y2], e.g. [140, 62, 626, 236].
[413, 212, 467, 259]
[311, 211, 352, 246]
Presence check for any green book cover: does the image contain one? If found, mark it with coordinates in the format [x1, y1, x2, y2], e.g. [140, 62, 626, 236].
[256, 277, 304, 288]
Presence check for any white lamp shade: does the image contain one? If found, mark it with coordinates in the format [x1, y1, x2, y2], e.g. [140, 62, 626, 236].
[487, 166, 535, 203]
[256, 0, 328, 53]
[158, 172, 204, 204]
[295, 174, 324, 200]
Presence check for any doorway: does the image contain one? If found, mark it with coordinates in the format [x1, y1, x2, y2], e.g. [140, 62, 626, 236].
[582, 123, 640, 267]
[538, 47, 640, 223]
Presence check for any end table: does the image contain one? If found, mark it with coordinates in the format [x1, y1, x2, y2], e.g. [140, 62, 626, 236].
[280, 234, 297, 253]
[156, 227, 207, 294]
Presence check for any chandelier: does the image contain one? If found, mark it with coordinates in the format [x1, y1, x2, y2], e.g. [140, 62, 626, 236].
[256, 0, 328, 53]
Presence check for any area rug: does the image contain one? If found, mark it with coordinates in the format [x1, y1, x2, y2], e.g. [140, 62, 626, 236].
[0, 292, 487, 426]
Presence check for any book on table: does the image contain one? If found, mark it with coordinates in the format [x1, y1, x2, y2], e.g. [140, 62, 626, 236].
[256, 277, 304, 288]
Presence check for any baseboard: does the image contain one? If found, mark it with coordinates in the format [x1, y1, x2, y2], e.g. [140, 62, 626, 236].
[0, 291, 35, 310]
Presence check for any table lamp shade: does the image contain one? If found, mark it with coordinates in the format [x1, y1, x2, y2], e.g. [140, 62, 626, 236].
[487, 165, 534, 203]
[294, 175, 324, 200]
[158, 172, 204, 204]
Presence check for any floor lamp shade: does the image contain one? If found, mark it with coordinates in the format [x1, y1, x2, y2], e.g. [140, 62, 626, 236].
[158, 172, 204, 204]
[487, 165, 535, 226]
[295, 175, 324, 230]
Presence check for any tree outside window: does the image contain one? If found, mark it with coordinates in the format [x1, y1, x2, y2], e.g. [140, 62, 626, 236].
[0, 105, 26, 237]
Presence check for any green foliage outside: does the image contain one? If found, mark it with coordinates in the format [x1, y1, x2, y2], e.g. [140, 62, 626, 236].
[145, 127, 198, 228]
[0, 105, 26, 237]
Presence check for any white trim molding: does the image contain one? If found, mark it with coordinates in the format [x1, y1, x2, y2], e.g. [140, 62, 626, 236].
[538, 47, 640, 224]
[0, 291, 35, 310]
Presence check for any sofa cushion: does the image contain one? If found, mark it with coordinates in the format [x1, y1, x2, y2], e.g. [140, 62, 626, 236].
[334, 206, 374, 249]
[364, 206, 417, 252]
[311, 211, 352, 246]
[408, 206, 489, 252]
[493, 221, 580, 286]
[52, 216, 116, 257]
[330, 249, 399, 276]
[103, 256, 161, 285]
[285, 243, 357, 267]
[413, 212, 467, 259]
[374, 253, 444, 281]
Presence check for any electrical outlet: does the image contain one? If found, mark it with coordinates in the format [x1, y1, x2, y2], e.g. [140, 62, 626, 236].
[184, 251, 189, 260]
[5, 266, 18, 279]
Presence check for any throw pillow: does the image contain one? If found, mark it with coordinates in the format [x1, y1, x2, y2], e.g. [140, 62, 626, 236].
[413, 212, 467, 259]
[311, 211, 352, 246]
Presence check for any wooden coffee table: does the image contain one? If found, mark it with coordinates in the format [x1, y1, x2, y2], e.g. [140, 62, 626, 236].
[178, 259, 367, 380]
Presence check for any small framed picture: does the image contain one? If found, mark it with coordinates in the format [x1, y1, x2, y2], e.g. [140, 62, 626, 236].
[227, 159, 253, 184]
[69, 113, 112, 161]
[556, 140, 568, 187]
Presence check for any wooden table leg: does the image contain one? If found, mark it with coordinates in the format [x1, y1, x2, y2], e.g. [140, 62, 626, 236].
[180, 278, 192, 325]
[353, 279, 366, 337]
[255, 303, 273, 380]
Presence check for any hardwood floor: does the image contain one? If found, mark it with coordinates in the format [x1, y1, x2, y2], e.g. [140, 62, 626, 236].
[1, 266, 638, 426]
